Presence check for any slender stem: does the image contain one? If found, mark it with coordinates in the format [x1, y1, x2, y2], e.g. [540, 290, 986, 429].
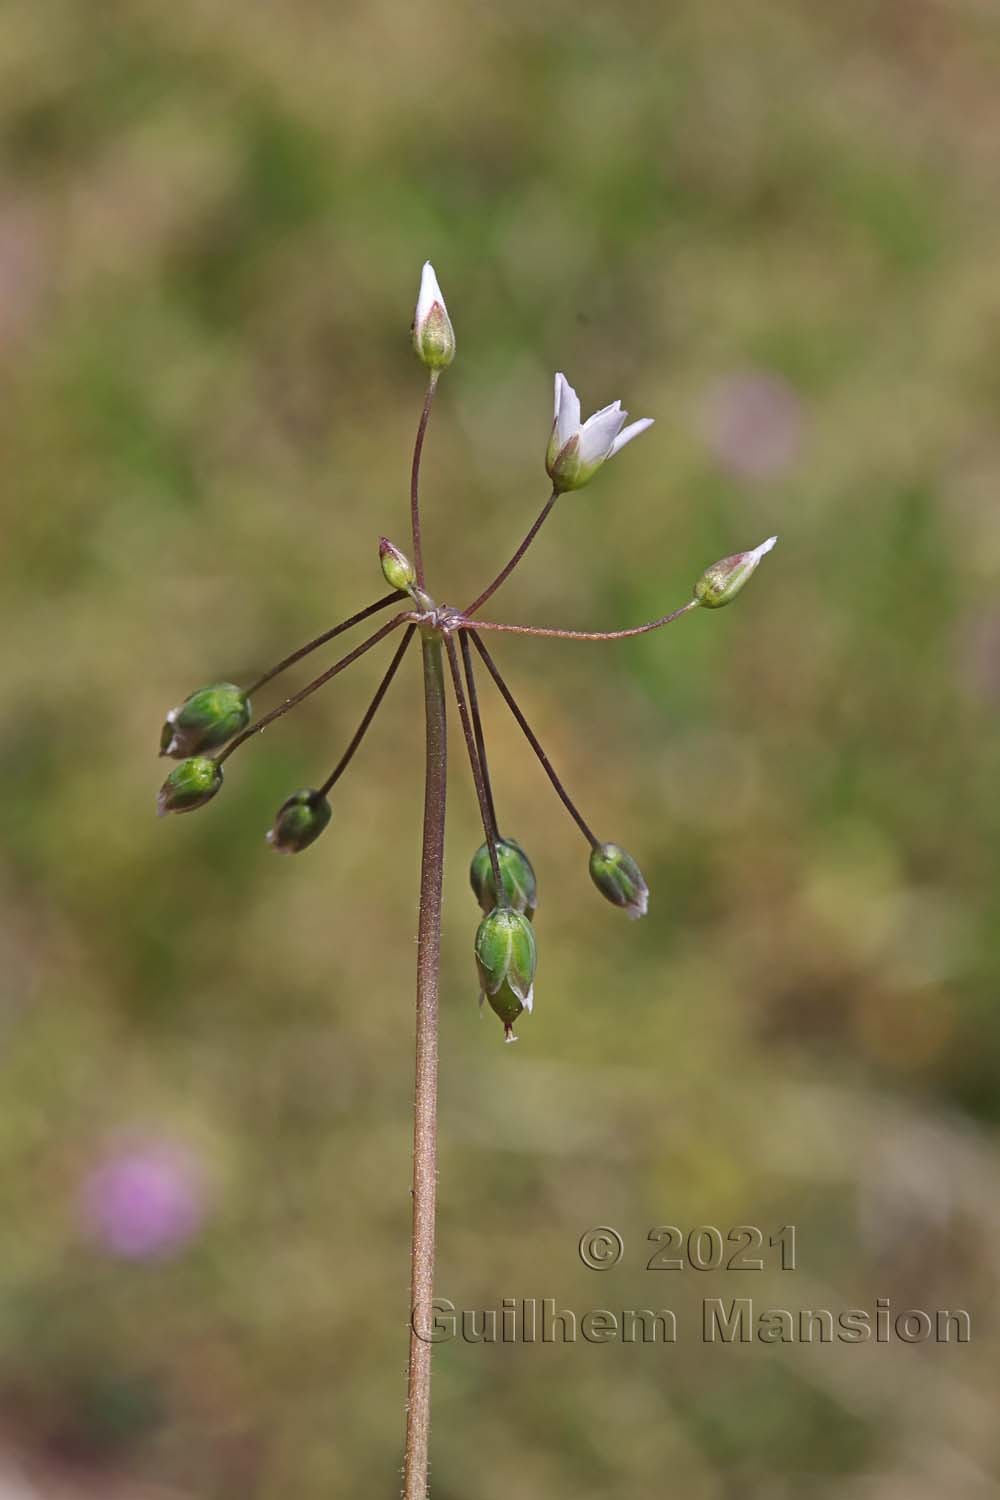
[444, 634, 503, 893]
[316, 626, 415, 797]
[463, 490, 558, 616]
[459, 631, 497, 840]
[469, 632, 599, 849]
[410, 373, 440, 589]
[403, 633, 447, 1500]
[244, 591, 404, 696]
[216, 614, 406, 764]
[460, 598, 701, 642]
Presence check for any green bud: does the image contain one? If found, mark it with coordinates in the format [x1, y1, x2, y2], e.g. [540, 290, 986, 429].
[589, 842, 648, 919]
[412, 262, 455, 372]
[694, 536, 777, 609]
[266, 789, 332, 854]
[160, 682, 250, 758]
[470, 837, 537, 920]
[379, 537, 417, 595]
[474, 906, 537, 1043]
[157, 756, 223, 817]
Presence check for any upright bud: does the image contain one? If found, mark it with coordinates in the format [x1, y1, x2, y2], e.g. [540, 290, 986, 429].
[474, 907, 537, 1043]
[379, 537, 417, 595]
[694, 535, 778, 609]
[412, 261, 455, 371]
[160, 683, 250, 759]
[470, 837, 538, 920]
[589, 842, 648, 919]
[266, 789, 332, 854]
[157, 756, 223, 817]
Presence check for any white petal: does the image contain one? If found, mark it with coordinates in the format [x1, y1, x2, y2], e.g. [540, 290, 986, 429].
[608, 417, 654, 457]
[748, 535, 778, 562]
[521, 985, 534, 1014]
[579, 403, 627, 465]
[586, 399, 623, 430]
[553, 372, 581, 448]
[415, 261, 446, 326]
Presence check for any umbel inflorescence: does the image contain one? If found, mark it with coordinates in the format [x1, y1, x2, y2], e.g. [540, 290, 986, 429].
[156, 261, 776, 1041]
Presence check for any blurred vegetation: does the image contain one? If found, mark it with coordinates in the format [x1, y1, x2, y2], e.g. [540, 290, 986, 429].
[1, 0, 1000, 1495]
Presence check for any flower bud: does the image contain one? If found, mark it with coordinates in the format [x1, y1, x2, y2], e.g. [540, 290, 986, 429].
[266, 789, 332, 854]
[412, 261, 455, 371]
[589, 842, 648, 919]
[474, 906, 537, 1042]
[694, 535, 777, 609]
[470, 837, 537, 920]
[379, 537, 417, 595]
[159, 683, 250, 759]
[157, 756, 223, 817]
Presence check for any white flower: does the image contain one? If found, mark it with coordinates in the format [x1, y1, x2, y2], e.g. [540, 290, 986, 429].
[412, 261, 455, 371]
[545, 372, 654, 493]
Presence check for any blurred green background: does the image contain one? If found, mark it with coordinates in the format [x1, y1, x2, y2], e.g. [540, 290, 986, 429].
[2, 0, 999, 1495]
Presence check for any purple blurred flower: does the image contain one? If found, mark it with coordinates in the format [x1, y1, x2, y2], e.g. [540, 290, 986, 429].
[79, 1140, 206, 1260]
[0, 199, 46, 347]
[701, 369, 804, 481]
[959, 609, 1000, 705]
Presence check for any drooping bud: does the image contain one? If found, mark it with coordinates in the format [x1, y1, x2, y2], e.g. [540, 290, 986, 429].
[159, 683, 250, 759]
[474, 906, 537, 1043]
[589, 842, 648, 919]
[266, 789, 332, 854]
[470, 837, 537, 920]
[379, 537, 417, 595]
[694, 535, 778, 609]
[412, 261, 455, 372]
[157, 756, 223, 817]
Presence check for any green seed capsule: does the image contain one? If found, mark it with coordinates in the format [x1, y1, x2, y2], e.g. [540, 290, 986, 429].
[588, 842, 648, 919]
[266, 790, 332, 854]
[157, 756, 223, 816]
[160, 683, 250, 758]
[474, 906, 537, 1043]
[469, 837, 537, 920]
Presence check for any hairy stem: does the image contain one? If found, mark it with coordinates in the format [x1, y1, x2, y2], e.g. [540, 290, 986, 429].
[469, 632, 598, 848]
[444, 634, 503, 893]
[403, 632, 447, 1500]
[315, 627, 415, 797]
[244, 591, 404, 696]
[216, 614, 406, 765]
[463, 490, 558, 616]
[410, 373, 440, 589]
[460, 597, 700, 641]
